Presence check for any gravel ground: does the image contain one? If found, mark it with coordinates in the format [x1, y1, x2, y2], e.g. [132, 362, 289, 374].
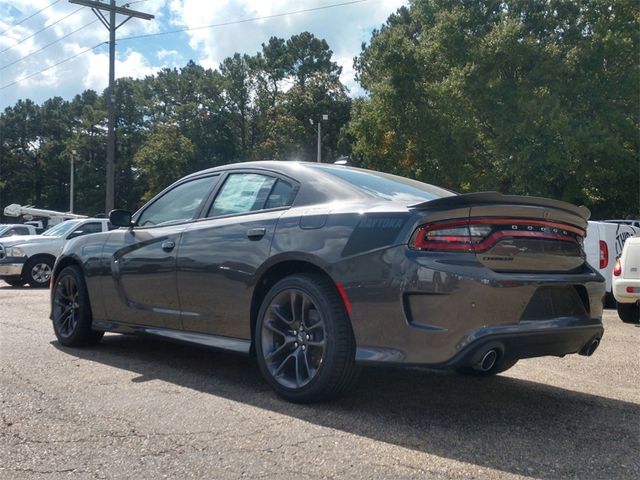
[1, 283, 638, 479]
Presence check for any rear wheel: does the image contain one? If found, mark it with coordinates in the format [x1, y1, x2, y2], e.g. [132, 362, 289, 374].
[3, 278, 24, 287]
[617, 301, 639, 324]
[25, 257, 53, 288]
[52, 266, 104, 347]
[255, 274, 358, 403]
[456, 358, 518, 377]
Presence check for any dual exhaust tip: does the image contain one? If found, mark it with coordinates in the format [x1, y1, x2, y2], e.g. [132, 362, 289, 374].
[472, 337, 601, 371]
[473, 348, 499, 372]
[579, 337, 600, 357]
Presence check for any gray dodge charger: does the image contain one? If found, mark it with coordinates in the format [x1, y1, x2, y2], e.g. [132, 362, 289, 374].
[50, 161, 605, 402]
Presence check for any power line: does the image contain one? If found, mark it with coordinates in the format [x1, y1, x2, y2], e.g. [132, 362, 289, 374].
[0, 42, 106, 90]
[0, 0, 63, 36]
[1, 7, 84, 54]
[1, 0, 370, 89]
[1, 0, 140, 55]
[0, 19, 99, 70]
[118, 0, 368, 42]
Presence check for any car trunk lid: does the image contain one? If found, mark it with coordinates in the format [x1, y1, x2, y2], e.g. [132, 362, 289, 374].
[409, 192, 588, 273]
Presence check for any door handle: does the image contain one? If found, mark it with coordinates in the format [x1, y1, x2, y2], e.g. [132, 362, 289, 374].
[246, 227, 266, 240]
[161, 240, 175, 251]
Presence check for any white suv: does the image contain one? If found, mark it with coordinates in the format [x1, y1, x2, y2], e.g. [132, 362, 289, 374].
[612, 236, 640, 323]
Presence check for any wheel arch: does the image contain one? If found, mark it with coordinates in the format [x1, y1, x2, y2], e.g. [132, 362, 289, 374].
[22, 253, 57, 278]
[51, 254, 86, 285]
[249, 256, 348, 356]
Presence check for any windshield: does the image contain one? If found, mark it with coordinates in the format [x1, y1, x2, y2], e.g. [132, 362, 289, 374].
[314, 166, 455, 203]
[42, 220, 81, 237]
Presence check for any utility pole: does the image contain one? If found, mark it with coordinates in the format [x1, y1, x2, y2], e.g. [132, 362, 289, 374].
[70, 150, 76, 213]
[69, 1, 153, 213]
[309, 114, 329, 163]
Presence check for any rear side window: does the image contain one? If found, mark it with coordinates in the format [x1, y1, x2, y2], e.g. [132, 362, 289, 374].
[138, 175, 218, 227]
[265, 179, 296, 209]
[207, 173, 277, 217]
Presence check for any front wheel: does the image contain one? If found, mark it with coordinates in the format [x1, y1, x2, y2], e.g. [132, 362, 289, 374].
[3, 278, 25, 287]
[255, 274, 358, 403]
[52, 266, 104, 347]
[617, 301, 639, 324]
[25, 257, 53, 288]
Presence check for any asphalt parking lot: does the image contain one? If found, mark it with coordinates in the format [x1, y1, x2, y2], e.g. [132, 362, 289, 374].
[0, 284, 638, 479]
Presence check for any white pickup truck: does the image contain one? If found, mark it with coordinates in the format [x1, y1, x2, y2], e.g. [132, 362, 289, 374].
[0, 218, 112, 287]
[585, 220, 639, 304]
[0, 224, 39, 237]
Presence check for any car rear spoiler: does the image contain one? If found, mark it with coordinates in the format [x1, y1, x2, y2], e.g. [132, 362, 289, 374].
[409, 192, 591, 221]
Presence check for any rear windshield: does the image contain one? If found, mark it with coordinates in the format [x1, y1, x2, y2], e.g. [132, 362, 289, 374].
[315, 166, 455, 203]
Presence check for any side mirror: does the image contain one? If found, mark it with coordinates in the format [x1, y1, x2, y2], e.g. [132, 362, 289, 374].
[67, 230, 84, 239]
[109, 209, 134, 227]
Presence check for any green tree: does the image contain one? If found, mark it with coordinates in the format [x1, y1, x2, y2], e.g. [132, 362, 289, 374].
[350, 0, 639, 216]
[133, 125, 196, 201]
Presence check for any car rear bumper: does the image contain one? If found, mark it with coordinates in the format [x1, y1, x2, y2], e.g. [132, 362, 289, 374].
[340, 246, 606, 365]
[612, 278, 640, 304]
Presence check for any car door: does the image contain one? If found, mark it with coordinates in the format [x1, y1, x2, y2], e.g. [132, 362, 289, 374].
[177, 171, 298, 338]
[103, 175, 220, 329]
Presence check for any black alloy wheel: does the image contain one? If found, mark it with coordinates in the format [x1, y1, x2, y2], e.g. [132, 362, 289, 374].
[25, 257, 53, 288]
[52, 266, 104, 347]
[256, 274, 358, 403]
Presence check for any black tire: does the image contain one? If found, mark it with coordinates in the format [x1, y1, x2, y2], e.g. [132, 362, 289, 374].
[616, 301, 640, 324]
[3, 278, 25, 287]
[25, 256, 54, 288]
[255, 273, 359, 403]
[456, 358, 518, 377]
[51, 266, 104, 347]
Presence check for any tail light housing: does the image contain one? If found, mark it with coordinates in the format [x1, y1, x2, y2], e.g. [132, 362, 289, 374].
[410, 219, 584, 253]
[613, 258, 622, 276]
[599, 240, 609, 269]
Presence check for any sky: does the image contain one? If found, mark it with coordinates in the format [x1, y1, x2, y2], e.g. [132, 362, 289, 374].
[0, 0, 407, 110]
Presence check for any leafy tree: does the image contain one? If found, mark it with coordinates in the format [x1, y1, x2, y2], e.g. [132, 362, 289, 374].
[350, 0, 639, 216]
[133, 124, 196, 201]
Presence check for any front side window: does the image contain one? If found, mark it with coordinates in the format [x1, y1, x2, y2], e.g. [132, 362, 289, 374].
[69, 222, 103, 238]
[207, 173, 277, 217]
[137, 175, 218, 227]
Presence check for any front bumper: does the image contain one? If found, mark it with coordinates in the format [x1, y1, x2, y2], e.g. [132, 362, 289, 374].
[0, 262, 25, 277]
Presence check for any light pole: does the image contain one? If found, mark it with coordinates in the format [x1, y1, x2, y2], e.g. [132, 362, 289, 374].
[70, 150, 76, 213]
[309, 114, 329, 162]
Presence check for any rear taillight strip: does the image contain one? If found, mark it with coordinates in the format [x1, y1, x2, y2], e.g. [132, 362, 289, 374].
[468, 218, 585, 237]
[411, 218, 582, 253]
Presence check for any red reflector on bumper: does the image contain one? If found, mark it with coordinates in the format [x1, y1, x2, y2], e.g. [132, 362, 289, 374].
[335, 282, 352, 314]
[626, 287, 638, 293]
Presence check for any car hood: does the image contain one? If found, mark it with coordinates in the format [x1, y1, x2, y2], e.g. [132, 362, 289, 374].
[0, 235, 60, 247]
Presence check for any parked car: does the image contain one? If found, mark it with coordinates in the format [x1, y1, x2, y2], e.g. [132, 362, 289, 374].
[0, 224, 38, 237]
[612, 236, 640, 323]
[50, 161, 605, 402]
[584, 221, 639, 304]
[0, 218, 112, 287]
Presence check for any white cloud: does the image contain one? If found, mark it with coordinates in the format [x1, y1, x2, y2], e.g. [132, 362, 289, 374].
[0, 0, 407, 109]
